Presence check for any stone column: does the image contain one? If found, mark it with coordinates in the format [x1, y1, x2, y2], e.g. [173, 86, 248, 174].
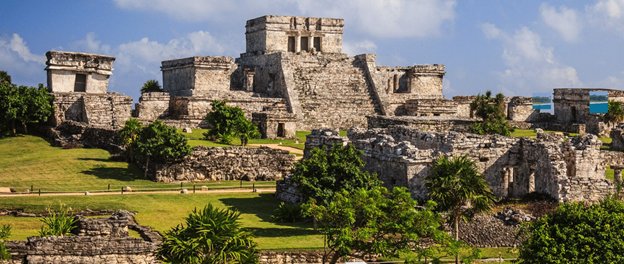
[501, 168, 509, 198]
[295, 35, 301, 53]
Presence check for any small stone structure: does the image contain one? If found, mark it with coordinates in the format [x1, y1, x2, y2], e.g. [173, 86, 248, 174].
[285, 126, 615, 203]
[610, 123, 624, 151]
[6, 211, 160, 264]
[553, 88, 624, 137]
[149, 146, 296, 182]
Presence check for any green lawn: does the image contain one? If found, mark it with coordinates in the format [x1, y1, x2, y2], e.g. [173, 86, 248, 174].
[510, 129, 581, 138]
[0, 135, 273, 193]
[0, 192, 322, 250]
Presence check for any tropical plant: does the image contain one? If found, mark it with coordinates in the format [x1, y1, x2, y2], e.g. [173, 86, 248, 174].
[470, 91, 512, 136]
[135, 120, 192, 178]
[203, 100, 259, 145]
[517, 198, 624, 263]
[604, 100, 624, 124]
[0, 224, 11, 260]
[0, 71, 11, 85]
[140, 79, 163, 94]
[304, 186, 475, 264]
[119, 118, 143, 161]
[425, 155, 495, 264]
[271, 202, 304, 223]
[38, 203, 78, 237]
[157, 204, 258, 264]
[291, 144, 381, 207]
[0, 82, 54, 135]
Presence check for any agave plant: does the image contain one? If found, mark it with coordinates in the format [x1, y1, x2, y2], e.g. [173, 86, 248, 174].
[38, 203, 78, 237]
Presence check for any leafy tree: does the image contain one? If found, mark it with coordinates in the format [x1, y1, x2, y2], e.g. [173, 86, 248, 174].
[203, 100, 259, 145]
[291, 144, 381, 207]
[157, 204, 258, 264]
[425, 155, 495, 264]
[0, 82, 54, 135]
[518, 198, 624, 263]
[0, 224, 11, 260]
[304, 187, 475, 264]
[140, 79, 163, 94]
[470, 91, 512, 136]
[0, 71, 10, 85]
[135, 120, 192, 177]
[119, 118, 143, 161]
[604, 100, 624, 124]
[38, 203, 78, 237]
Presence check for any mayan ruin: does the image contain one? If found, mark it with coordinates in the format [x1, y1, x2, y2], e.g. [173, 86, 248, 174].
[3, 2, 624, 262]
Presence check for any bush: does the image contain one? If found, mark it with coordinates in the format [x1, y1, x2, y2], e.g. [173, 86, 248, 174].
[470, 91, 512, 136]
[39, 204, 78, 237]
[271, 202, 304, 223]
[0, 224, 11, 260]
[203, 100, 259, 146]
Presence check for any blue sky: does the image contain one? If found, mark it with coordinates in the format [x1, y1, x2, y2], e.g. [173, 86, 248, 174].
[2, 0, 624, 103]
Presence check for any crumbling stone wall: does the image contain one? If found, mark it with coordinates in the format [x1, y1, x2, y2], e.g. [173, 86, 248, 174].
[303, 129, 349, 158]
[367, 115, 476, 132]
[150, 146, 295, 182]
[45, 121, 123, 153]
[295, 126, 614, 203]
[507, 96, 539, 122]
[611, 124, 624, 151]
[134, 92, 170, 123]
[51, 92, 132, 130]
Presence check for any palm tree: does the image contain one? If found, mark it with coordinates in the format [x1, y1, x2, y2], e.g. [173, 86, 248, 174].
[140, 79, 162, 94]
[119, 118, 143, 161]
[425, 155, 495, 264]
[604, 100, 624, 124]
[157, 204, 258, 264]
[233, 118, 259, 146]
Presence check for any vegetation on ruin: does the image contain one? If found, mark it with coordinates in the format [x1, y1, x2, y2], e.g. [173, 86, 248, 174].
[0, 224, 11, 260]
[135, 120, 192, 177]
[517, 198, 624, 263]
[426, 155, 495, 264]
[0, 75, 54, 135]
[291, 144, 381, 207]
[604, 100, 624, 124]
[158, 204, 258, 264]
[140, 79, 163, 94]
[119, 118, 143, 161]
[470, 91, 513, 136]
[203, 100, 260, 146]
[304, 186, 476, 264]
[38, 203, 78, 237]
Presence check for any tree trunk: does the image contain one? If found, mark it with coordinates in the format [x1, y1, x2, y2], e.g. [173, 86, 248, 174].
[329, 252, 341, 264]
[22, 122, 27, 134]
[11, 121, 15, 135]
[144, 156, 150, 179]
[455, 217, 459, 264]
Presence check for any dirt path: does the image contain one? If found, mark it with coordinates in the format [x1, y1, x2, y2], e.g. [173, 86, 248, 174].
[0, 187, 276, 197]
[249, 143, 303, 160]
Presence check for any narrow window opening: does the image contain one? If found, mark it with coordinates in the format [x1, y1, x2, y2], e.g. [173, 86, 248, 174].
[313, 37, 321, 52]
[74, 74, 86, 92]
[300, 37, 309, 52]
[288, 37, 296, 52]
[277, 123, 285, 137]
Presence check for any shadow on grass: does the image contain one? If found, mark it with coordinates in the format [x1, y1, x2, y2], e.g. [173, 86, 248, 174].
[221, 193, 308, 228]
[245, 227, 317, 238]
[77, 157, 115, 163]
[81, 165, 145, 182]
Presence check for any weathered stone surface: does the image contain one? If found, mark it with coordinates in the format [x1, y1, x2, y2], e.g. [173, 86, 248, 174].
[45, 121, 123, 153]
[150, 146, 296, 182]
[367, 115, 477, 132]
[45, 51, 115, 94]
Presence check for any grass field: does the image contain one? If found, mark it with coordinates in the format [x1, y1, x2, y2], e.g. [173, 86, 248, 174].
[0, 192, 322, 250]
[510, 129, 581, 138]
[0, 135, 274, 193]
[180, 129, 309, 150]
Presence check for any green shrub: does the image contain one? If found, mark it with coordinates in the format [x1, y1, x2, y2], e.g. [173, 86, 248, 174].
[0, 224, 11, 260]
[38, 204, 78, 237]
[271, 202, 304, 223]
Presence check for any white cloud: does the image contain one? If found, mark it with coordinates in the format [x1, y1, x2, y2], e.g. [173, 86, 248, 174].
[481, 24, 580, 94]
[540, 3, 581, 42]
[71, 32, 111, 54]
[588, 0, 624, 36]
[113, 0, 457, 39]
[0, 34, 46, 85]
[342, 40, 377, 55]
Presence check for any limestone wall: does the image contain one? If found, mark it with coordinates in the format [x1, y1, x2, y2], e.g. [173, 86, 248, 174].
[51, 93, 132, 130]
[367, 115, 477, 132]
[507, 96, 539, 122]
[45, 51, 115, 94]
[612, 125, 624, 151]
[452, 96, 476, 118]
[150, 146, 295, 182]
[161, 56, 237, 96]
[135, 92, 170, 123]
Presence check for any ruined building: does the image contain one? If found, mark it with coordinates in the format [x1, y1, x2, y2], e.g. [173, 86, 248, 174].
[46, 51, 132, 130]
[134, 15, 447, 137]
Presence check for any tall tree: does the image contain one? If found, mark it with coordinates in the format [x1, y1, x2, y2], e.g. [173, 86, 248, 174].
[140, 79, 163, 94]
[0, 71, 11, 85]
[425, 155, 495, 264]
[304, 187, 472, 264]
[157, 204, 258, 264]
[518, 198, 624, 263]
[135, 120, 192, 178]
[604, 100, 624, 124]
[291, 144, 381, 207]
[470, 91, 512, 136]
[0, 83, 54, 135]
[119, 118, 143, 161]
